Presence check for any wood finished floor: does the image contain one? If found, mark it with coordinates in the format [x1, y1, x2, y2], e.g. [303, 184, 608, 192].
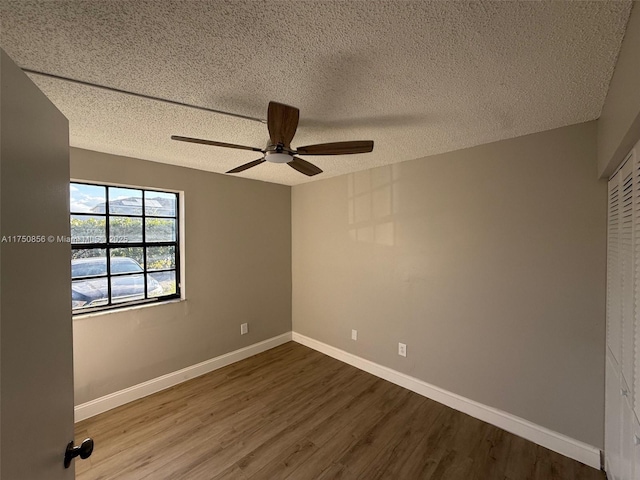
[74, 342, 605, 480]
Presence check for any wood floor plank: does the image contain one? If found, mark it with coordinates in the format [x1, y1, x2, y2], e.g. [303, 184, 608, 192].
[332, 389, 424, 477]
[469, 424, 512, 480]
[74, 342, 606, 480]
[244, 438, 317, 479]
[504, 434, 538, 480]
[363, 400, 450, 479]
[284, 389, 392, 478]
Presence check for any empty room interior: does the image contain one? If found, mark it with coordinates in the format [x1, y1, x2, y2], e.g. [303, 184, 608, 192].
[2, 1, 640, 479]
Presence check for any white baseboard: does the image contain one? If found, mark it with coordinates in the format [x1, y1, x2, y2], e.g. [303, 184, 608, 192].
[74, 332, 293, 422]
[292, 332, 601, 470]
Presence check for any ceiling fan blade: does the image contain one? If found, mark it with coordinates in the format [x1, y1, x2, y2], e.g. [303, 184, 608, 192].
[171, 135, 263, 153]
[226, 158, 266, 174]
[267, 102, 299, 148]
[296, 140, 374, 155]
[287, 157, 323, 177]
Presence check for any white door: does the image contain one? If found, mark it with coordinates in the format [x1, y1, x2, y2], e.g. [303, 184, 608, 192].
[1, 49, 82, 478]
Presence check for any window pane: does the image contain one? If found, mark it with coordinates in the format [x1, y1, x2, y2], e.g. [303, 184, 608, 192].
[147, 246, 175, 270]
[71, 249, 107, 278]
[71, 215, 106, 243]
[111, 274, 146, 304]
[70, 182, 180, 313]
[70, 183, 106, 214]
[72, 277, 108, 310]
[108, 187, 142, 216]
[146, 218, 176, 242]
[145, 191, 177, 217]
[109, 217, 143, 243]
[110, 248, 144, 274]
[148, 271, 176, 297]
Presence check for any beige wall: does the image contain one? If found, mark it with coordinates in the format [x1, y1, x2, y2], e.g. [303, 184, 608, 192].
[71, 148, 291, 405]
[598, 3, 640, 178]
[292, 121, 606, 447]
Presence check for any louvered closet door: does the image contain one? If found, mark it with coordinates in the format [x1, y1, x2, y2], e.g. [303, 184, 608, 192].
[607, 166, 623, 480]
[632, 149, 640, 480]
[605, 142, 640, 480]
[622, 157, 635, 392]
[635, 152, 640, 421]
[608, 166, 622, 367]
[606, 351, 623, 478]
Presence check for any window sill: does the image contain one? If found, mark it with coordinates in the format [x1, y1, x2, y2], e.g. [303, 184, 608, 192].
[72, 298, 185, 320]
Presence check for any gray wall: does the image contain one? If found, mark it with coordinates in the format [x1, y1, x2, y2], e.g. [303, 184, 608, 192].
[292, 121, 607, 448]
[71, 148, 291, 405]
[598, 2, 640, 178]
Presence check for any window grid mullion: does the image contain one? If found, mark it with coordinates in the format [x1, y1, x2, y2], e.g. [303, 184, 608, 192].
[175, 193, 181, 291]
[105, 187, 112, 305]
[142, 192, 148, 299]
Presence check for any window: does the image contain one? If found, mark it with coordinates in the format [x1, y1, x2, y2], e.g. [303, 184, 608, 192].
[70, 182, 180, 313]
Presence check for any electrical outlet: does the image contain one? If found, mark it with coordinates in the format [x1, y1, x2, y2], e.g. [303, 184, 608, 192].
[241, 323, 248, 335]
[398, 343, 407, 357]
[351, 329, 358, 340]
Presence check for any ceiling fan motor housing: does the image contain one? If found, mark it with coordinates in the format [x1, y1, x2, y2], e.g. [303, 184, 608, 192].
[265, 144, 294, 163]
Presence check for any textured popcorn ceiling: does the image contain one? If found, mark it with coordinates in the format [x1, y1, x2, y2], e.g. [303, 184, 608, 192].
[0, 1, 633, 185]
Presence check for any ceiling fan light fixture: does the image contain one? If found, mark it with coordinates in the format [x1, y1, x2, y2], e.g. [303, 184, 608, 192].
[265, 152, 293, 163]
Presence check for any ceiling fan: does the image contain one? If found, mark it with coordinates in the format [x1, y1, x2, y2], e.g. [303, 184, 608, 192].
[171, 101, 374, 176]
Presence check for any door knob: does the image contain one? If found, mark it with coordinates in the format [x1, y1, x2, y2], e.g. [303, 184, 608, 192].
[64, 438, 94, 468]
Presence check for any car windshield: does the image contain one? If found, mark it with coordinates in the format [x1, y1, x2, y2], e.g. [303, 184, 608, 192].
[72, 257, 143, 278]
